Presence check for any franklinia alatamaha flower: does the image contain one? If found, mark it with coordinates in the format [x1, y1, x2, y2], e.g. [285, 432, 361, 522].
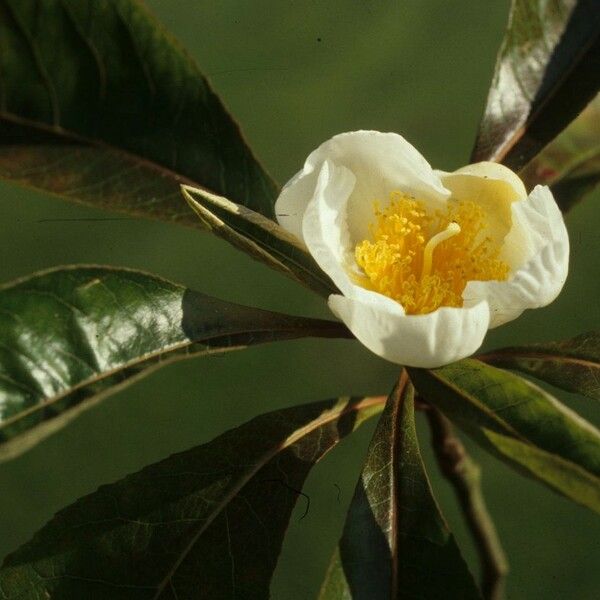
[275, 131, 569, 368]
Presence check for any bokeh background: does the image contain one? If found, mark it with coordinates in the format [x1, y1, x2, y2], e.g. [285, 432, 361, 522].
[1, 1, 599, 598]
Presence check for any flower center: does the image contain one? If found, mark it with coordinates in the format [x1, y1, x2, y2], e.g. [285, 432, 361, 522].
[354, 191, 509, 314]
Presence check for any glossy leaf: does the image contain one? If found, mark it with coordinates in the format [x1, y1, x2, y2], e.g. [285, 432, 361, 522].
[319, 374, 481, 600]
[0, 266, 350, 461]
[519, 95, 600, 211]
[182, 185, 337, 298]
[0, 395, 384, 599]
[0, 0, 277, 223]
[479, 331, 600, 401]
[471, 0, 600, 171]
[408, 361, 600, 512]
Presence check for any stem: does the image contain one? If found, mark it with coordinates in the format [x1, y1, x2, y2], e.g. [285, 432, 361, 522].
[425, 407, 508, 600]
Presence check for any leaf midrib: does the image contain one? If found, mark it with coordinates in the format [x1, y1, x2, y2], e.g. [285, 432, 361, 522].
[151, 396, 386, 599]
[1, 0, 61, 125]
[0, 264, 349, 437]
[0, 111, 201, 200]
[495, 9, 599, 163]
[218, 221, 335, 295]
[0, 321, 345, 433]
[389, 372, 409, 599]
[183, 189, 334, 295]
[422, 367, 524, 441]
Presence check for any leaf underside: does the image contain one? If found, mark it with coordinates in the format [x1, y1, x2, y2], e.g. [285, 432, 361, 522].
[182, 185, 337, 298]
[472, 0, 600, 171]
[0, 396, 384, 599]
[319, 374, 481, 600]
[0, 0, 278, 223]
[0, 266, 350, 461]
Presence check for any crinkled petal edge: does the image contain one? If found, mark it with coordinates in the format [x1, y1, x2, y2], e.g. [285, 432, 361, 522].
[463, 185, 569, 327]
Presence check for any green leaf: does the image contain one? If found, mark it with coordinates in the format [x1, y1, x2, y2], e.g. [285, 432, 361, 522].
[182, 185, 337, 298]
[479, 331, 600, 401]
[0, 266, 350, 461]
[0, 0, 277, 223]
[483, 429, 600, 513]
[471, 0, 600, 171]
[519, 95, 600, 211]
[408, 360, 600, 512]
[319, 375, 481, 600]
[0, 395, 384, 599]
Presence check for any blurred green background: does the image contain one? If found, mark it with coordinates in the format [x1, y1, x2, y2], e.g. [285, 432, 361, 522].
[1, 1, 599, 598]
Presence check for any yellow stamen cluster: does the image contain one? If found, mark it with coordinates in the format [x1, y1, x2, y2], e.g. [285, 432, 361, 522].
[354, 191, 509, 314]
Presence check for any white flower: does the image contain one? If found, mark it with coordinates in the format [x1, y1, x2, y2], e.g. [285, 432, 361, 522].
[275, 131, 569, 368]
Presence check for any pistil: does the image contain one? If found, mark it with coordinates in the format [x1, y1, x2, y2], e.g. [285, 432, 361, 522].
[421, 222, 461, 280]
[354, 192, 509, 314]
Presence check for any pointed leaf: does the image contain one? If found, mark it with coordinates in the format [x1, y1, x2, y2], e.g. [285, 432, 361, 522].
[408, 361, 600, 512]
[483, 428, 600, 513]
[0, 396, 384, 599]
[0, 266, 350, 461]
[182, 185, 337, 297]
[319, 375, 481, 600]
[0, 0, 277, 223]
[479, 331, 600, 401]
[471, 0, 600, 171]
[519, 95, 600, 211]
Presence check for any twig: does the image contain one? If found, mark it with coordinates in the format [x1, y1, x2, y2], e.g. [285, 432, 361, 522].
[425, 407, 508, 600]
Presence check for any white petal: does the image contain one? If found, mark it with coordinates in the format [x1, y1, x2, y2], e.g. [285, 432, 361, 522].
[436, 161, 528, 266]
[301, 160, 358, 295]
[329, 290, 490, 368]
[275, 130, 450, 244]
[463, 185, 569, 327]
[436, 161, 527, 199]
[275, 166, 319, 242]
